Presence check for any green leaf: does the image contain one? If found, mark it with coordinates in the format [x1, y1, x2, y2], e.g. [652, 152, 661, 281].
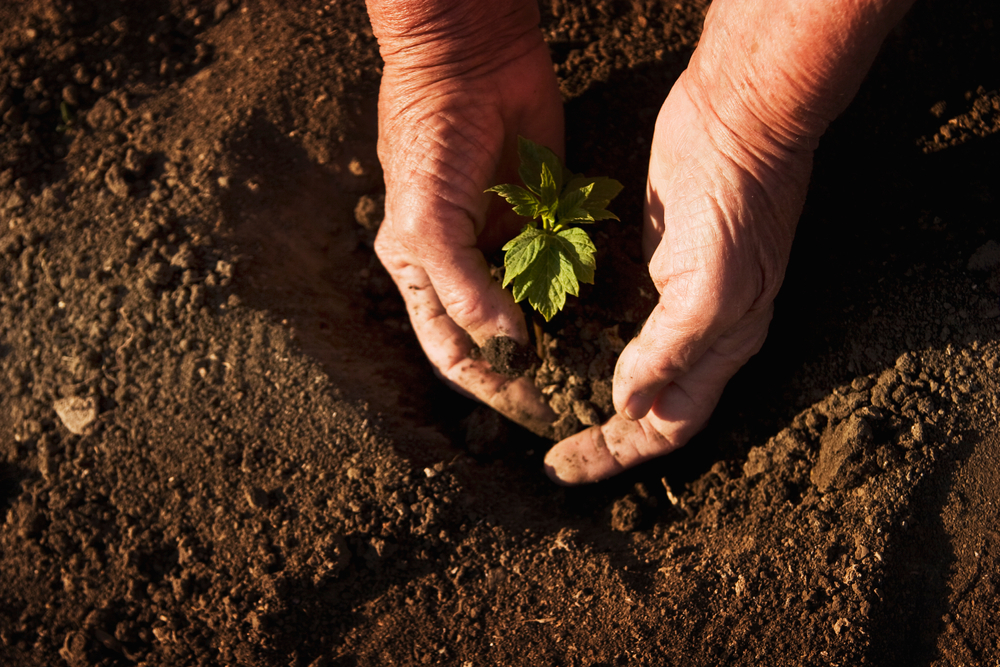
[565, 175, 623, 220]
[538, 162, 559, 214]
[518, 136, 563, 197]
[557, 226, 597, 285]
[488, 136, 619, 320]
[486, 183, 541, 219]
[503, 226, 598, 321]
[556, 183, 596, 225]
[501, 224, 544, 287]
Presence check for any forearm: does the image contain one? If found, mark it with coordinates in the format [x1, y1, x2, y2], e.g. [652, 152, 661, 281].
[686, 0, 916, 151]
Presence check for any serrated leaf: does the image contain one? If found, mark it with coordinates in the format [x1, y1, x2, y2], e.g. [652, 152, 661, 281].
[486, 183, 541, 218]
[518, 136, 563, 197]
[504, 227, 598, 321]
[582, 207, 619, 222]
[490, 137, 618, 319]
[538, 162, 559, 212]
[557, 226, 597, 285]
[513, 234, 575, 321]
[565, 175, 623, 212]
[501, 224, 544, 287]
[556, 183, 594, 223]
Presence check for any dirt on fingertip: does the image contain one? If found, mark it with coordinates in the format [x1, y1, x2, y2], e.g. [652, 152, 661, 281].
[1, 1, 999, 666]
[479, 334, 537, 379]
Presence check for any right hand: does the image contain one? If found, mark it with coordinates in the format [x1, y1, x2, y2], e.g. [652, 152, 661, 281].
[369, 3, 563, 434]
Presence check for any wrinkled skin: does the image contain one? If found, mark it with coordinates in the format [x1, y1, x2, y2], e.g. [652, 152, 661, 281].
[543, 69, 809, 482]
[367, 0, 916, 484]
[370, 3, 563, 435]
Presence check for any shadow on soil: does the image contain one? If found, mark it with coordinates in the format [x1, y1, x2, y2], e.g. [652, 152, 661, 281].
[863, 432, 975, 665]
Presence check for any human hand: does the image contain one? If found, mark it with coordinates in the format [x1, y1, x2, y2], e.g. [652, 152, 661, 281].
[543, 71, 808, 483]
[367, 1, 563, 434]
[543, 0, 915, 484]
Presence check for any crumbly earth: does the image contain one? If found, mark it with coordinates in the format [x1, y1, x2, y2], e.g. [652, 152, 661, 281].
[1, 1, 998, 666]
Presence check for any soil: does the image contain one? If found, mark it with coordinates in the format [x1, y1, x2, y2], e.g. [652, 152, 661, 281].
[1, 1, 999, 666]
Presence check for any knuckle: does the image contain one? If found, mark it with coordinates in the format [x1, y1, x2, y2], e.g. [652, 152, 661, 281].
[373, 222, 413, 274]
[441, 294, 489, 331]
[391, 213, 424, 243]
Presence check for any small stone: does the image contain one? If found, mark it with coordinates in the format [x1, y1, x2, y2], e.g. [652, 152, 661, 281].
[894, 352, 919, 375]
[85, 97, 123, 131]
[124, 147, 150, 174]
[2, 191, 25, 211]
[214, 0, 234, 22]
[215, 259, 233, 282]
[53, 396, 98, 434]
[3, 105, 24, 126]
[169, 245, 197, 270]
[811, 413, 873, 492]
[62, 85, 80, 106]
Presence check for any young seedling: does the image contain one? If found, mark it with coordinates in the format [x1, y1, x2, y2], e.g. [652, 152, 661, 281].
[487, 136, 622, 325]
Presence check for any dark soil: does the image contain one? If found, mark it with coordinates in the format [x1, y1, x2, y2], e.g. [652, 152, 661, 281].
[1, 1, 999, 666]
[479, 335, 536, 380]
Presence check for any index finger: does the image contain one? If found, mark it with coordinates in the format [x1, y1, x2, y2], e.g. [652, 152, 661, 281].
[380, 243, 555, 437]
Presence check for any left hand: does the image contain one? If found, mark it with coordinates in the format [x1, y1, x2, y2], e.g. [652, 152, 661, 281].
[543, 68, 807, 484]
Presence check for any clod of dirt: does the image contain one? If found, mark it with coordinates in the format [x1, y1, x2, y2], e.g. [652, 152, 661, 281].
[811, 413, 873, 492]
[572, 399, 601, 426]
[968, 239, 1000, 272]
[354, 193, 384, 232]
[610, 495, 642, 532]
[481, 335, 536, 378]
[52, 396, 98, 435]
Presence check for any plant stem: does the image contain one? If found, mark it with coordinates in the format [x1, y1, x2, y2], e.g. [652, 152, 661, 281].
[533, 314, 545, 361]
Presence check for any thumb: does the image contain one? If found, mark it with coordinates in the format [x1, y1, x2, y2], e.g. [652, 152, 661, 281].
[612, 295, 722, 421]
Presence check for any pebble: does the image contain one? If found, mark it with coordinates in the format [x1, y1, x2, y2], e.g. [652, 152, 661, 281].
[53, 396, 98, 434]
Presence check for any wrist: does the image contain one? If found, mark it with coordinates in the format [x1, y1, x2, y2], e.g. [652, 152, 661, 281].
[366, 0, 543, 73]
[684, 0, 915, 150]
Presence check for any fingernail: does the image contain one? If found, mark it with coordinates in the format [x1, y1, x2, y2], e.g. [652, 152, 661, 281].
[623, 392, 653, 421]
